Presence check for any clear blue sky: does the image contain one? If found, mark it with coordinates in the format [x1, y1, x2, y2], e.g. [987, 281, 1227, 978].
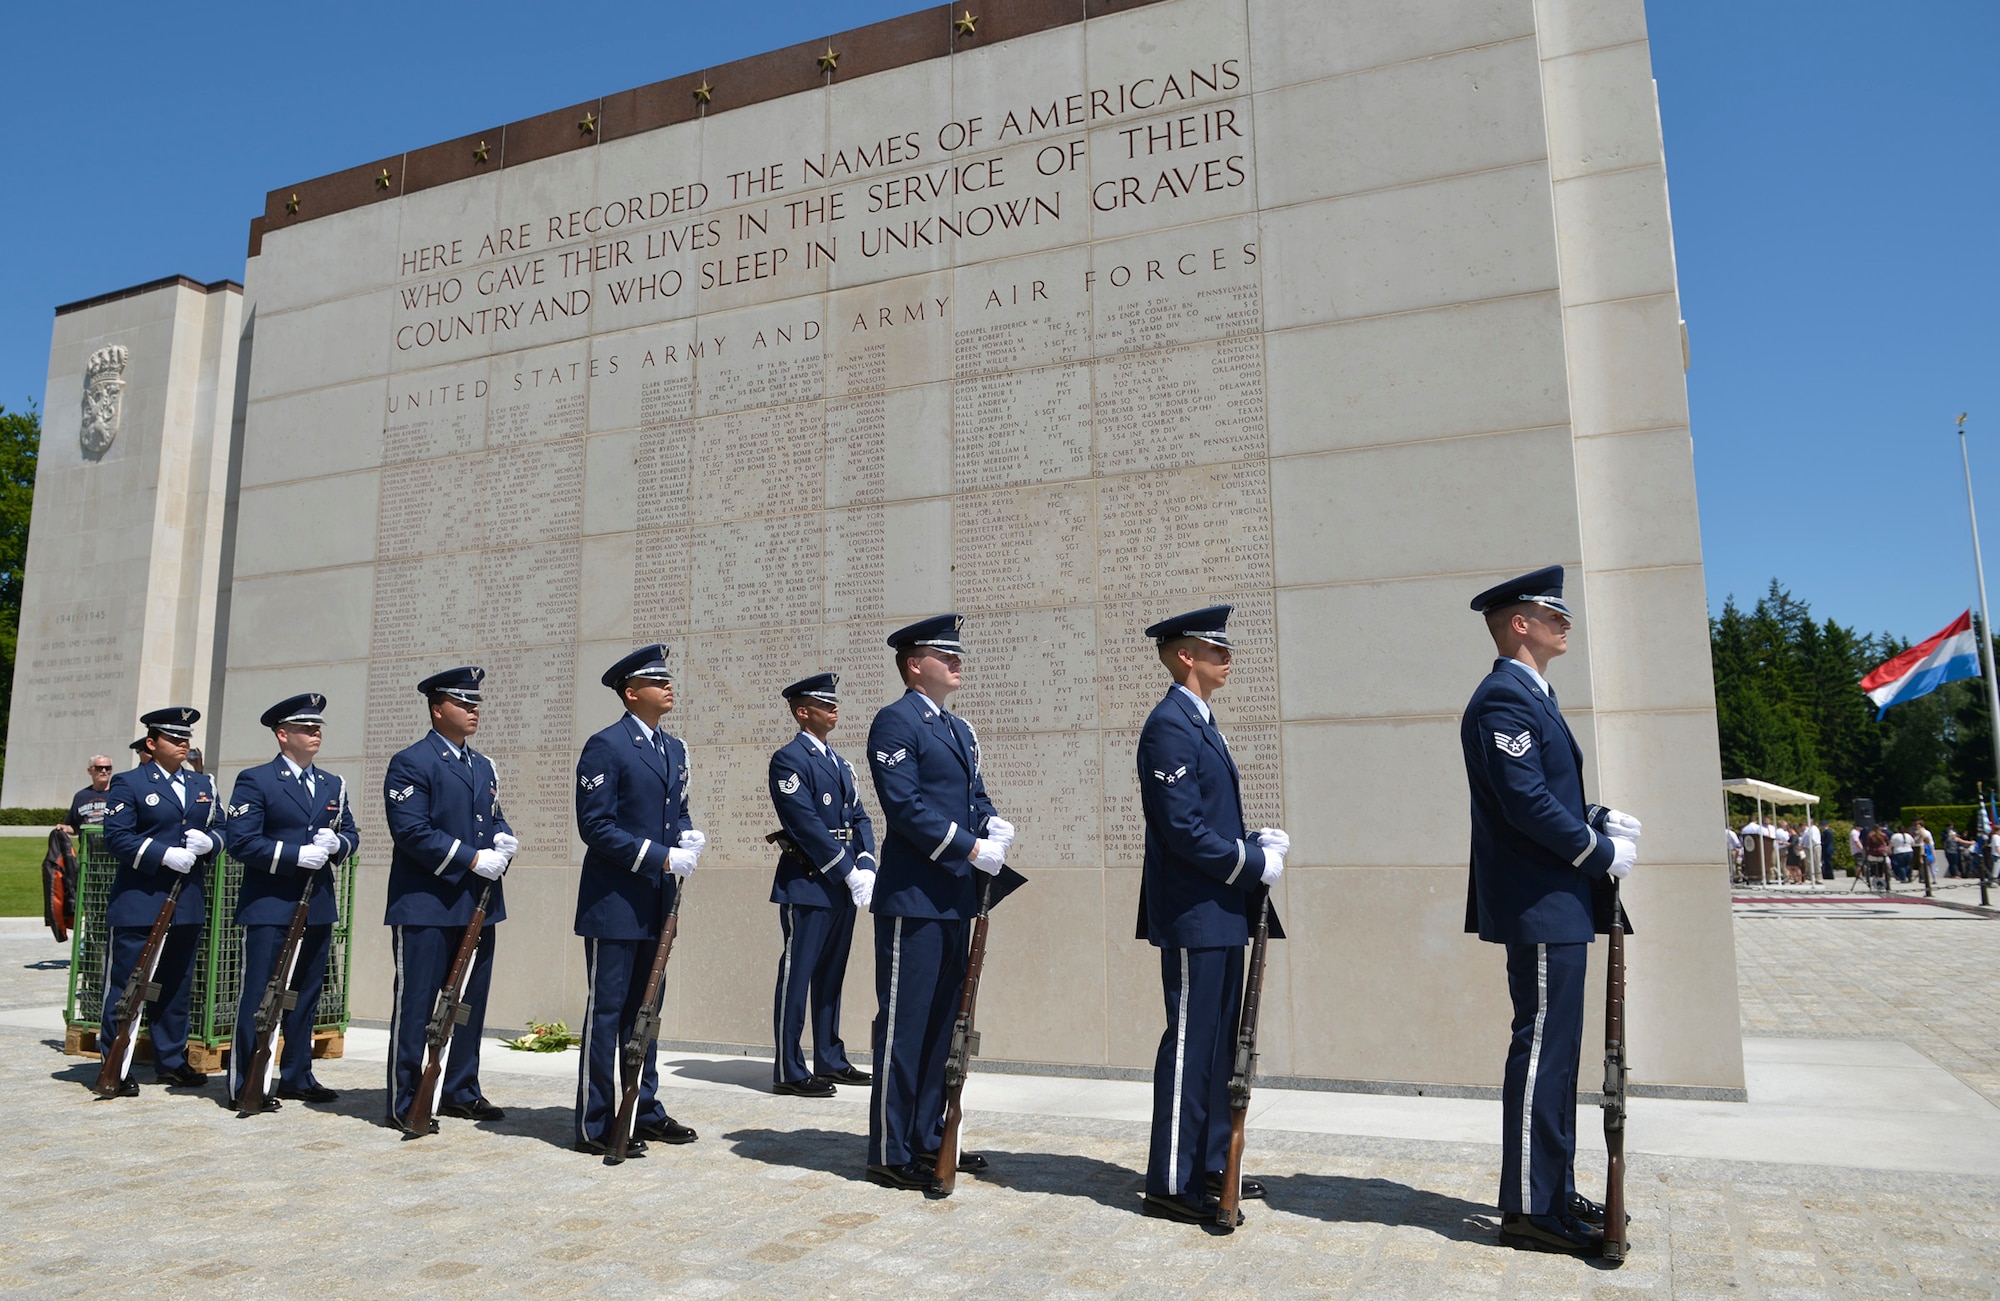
[1, 1, 1992, 644]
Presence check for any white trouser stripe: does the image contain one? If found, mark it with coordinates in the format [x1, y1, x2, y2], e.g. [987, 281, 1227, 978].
[878, 918, 903, 1151]
[576, 939, 597, 1141]
[775, 906, 796, 1082]
[1521, 944, 1549, 1212]
[233, 939, 250, 1096]
[1167, 948, 1191, 1195]
[388, 927, 405, 1115]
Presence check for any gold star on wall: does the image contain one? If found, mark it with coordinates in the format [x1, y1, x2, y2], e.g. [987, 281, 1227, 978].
[817, 47, 839, 73]
[375, 168, 393, 191]
[473, 140, 491, 163]
[285, 193, 300, 215]
[579, 111, 597, 134]
[693, 80, 714, 104]
[954, 10, 977, 36]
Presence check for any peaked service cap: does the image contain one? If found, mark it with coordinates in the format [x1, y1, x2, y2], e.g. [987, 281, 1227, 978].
[1469, 565, 1570, 617]
[887, 614, 965, 656]
[1144, 604, 1234, 649]
[261, 693, 327, 729]
[417, 666, 484, 703]
[140, 706, 200, 738]
[602, 644, 673, 690]
[782, 672, 840, 704]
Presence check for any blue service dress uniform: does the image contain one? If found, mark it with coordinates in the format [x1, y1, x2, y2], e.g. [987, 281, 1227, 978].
[382, 731, 512, 1121]
[572, 713, 693, 1146]
[224, 757, 359, 1099]
[865, 688, 995, 1168]
[769, 730, 876, 1085]
[100, 761, 223, 1074]
[1461, 657, 1624, 1218]
[1136, 686, 1281, 1206]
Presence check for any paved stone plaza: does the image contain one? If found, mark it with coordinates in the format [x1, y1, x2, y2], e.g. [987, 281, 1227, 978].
[3, 895, 1998, 1299]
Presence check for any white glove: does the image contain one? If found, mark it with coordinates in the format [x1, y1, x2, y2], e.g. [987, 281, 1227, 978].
[311, 828, 340, 854]
[492, 831, 519, 860]
[679, 829, 707, 859]
[1259, 839, 1288, 886]
[1609, 837, 1637, 879]
[668, 847, 699, 878]
[162, 847, 197, 874]
[846, 869, 876, 908]
[972, 839, 1005, 876]
[986, 817, 1015, 849]
[183, 828, 215, 856]
[1605, 809, 1642, 841]
[471, 849, 508, 880]
[297, 844, 330, 871]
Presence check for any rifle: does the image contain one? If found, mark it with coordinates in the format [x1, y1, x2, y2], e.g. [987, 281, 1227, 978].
[935, 875, 996, 1196]
[238, 778, 346, 1115]
[1600, 879, 1629, 1263]
[405, 881, 492, 1137]
[608, 878, 685, 1164]
[1217, 891, 1272, 1230]
[94, 877, 186, 1097]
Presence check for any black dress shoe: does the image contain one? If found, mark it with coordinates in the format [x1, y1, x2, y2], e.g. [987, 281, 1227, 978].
[156, 1064, 208, 1088]
[1141, 1192, 1239, 1225]
[277, 1084, 340, 1103]
[389, 1113, 440, 1136]
[1500, 1212, 1603, 1256]
[1567, 1193, 1629, 1227]
[917, 1150, 988, 1174]
[231, 1094, 283, 1113]
[773, 1076, 837, 1097]
[633, 1116, 698, 1144]
[867, 1161, 942, 1192]
[106, 1077, 139, 1098]
[576, 1136, 648, 1157]
[821, 1066, 872, 1085]
[437, 1098, 505, 1121]
[1205, 1172, 1266, 1200]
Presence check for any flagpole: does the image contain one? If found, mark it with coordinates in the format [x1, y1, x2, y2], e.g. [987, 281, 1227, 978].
[1956, 414, 2000, 837]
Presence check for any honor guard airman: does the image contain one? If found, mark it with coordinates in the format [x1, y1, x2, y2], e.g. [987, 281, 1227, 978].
[768, 673, 877, 1097]
[383, 667, 518, 1133]
[224, 693, 360, 1108]
[1135, 607, 1287, 1224]
[1461, 567, 1638, 1255]
[571, 645, 705, 1156]
[864, 615, 1015, 1191]
[99, 707, 222, 1093]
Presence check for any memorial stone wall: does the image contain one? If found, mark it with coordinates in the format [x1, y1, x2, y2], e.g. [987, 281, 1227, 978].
[201, 0, 1740, 1093]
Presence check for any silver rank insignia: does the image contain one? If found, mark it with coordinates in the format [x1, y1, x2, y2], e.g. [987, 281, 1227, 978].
[778, 773, 801, 795]
[230, 803, 250, 818]
[388, 784, 416, 802]
[580, 774, 606, 790]
[1153, 765, 1188, 785]
[875, 748, 908, 768]
[1493, 730, 1533, 758]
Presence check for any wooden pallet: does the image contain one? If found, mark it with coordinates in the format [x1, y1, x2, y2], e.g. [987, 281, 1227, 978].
[64, 1026, 346, 1068]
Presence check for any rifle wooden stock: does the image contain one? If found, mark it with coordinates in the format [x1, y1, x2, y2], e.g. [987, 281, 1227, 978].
[1218, 892, 1271, 1229]
[608, 880, 685, 1164]
[236, 872, 318, 1115]
[935, 875, 996, 1196]
[1600, 879, 1628, 1262]
[94, 876, 186, 1097]
[405, 882, 492, 1137]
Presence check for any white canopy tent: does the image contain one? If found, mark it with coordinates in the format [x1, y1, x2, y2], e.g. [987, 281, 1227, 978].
[1722, 777, 1823, 888]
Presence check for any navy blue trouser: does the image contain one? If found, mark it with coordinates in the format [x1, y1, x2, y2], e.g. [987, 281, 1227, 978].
[773, 901, 857, 1084]
[1147, 944, 1243, 1201]
[101, 923, 202, 1075]
[229, 923, 332, 1099]
[868, 915, 965, 1168]
[387, 923, 495, 1121]
[575, 936, 668, 1146]
[1500, 941, 1586, 1216]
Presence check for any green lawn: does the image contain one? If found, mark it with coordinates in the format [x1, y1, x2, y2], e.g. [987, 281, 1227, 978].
[0, 837, 49, 917]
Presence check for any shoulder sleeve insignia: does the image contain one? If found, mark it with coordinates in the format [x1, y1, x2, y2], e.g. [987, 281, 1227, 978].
[875, 748, 908, 768]
[778, 773, 801, 795]
[229, 803, 251, 818]
[387, 784, 417, 803]
[580, 773, 606, 790]
[1152, 765, 1188, 786]
[1493, 730, 1534, 757]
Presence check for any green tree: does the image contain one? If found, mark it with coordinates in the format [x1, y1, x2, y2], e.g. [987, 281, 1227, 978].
[0, 402, 38, 785]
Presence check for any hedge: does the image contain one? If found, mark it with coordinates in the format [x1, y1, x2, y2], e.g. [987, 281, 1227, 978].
[1899, 805, 1979, 832]
[0, 808, 69, 825]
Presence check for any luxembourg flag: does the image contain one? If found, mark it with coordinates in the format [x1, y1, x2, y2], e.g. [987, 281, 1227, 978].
[1860, 610, 1983, 717]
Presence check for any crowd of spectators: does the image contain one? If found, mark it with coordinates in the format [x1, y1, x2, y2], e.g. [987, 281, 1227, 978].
[1730, 812, 1997, 886]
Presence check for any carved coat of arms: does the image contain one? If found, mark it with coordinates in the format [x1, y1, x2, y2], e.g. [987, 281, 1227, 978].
[80, 345, 128, 460]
